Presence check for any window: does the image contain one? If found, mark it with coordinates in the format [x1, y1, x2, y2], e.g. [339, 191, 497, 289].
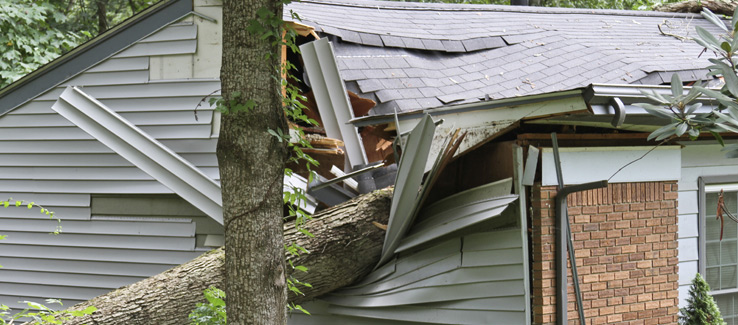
[702, 181, 738, 324]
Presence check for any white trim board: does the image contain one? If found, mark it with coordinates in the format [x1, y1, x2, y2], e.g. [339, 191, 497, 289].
[541, 146, 681, 186]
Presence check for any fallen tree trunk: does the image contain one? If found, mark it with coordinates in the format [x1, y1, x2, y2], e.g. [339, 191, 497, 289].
[654, 0, 738, 15]
[59, 188, 393, 325]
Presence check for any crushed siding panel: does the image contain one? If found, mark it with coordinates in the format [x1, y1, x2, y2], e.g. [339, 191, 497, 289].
[294, 228, 527, 324]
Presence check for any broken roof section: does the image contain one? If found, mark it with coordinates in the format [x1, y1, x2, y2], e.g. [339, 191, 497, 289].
[289, 0, 720, 115]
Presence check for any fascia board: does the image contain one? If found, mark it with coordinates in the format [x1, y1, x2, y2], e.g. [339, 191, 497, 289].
[52, 86, 223, 224]
[299, 38, 368, 167]
[377, 114, 436, 267]
[350, 89, 584, 127]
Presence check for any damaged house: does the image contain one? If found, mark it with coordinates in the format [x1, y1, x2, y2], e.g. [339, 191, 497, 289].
[0, 0, 735, 324]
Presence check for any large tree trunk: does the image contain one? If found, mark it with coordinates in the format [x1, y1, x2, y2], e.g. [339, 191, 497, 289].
[654, 0, 738, 15]
[57, 189, 392, 325]
[219, 0, 288, 324]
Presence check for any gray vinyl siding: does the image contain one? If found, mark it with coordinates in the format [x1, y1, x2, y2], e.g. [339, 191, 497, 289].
[0, 18, 222, 310]
[678, 141, 738, 307]
[289, 228, 527, 324]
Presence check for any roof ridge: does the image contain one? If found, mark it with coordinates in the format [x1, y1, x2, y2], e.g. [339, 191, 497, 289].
[297, 0, 706, 19]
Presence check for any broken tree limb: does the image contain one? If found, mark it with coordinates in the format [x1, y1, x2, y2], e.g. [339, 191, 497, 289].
[654, 0, 738, 15]
[57, 188, 393, 325]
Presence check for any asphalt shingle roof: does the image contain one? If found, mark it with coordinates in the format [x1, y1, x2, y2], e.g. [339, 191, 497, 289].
[290, 0, 723, 115]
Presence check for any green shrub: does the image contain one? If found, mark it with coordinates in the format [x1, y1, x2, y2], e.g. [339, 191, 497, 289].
[680, 273, 724, 325]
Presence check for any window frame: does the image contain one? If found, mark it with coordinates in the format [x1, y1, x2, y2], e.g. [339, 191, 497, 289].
[700, 175, 738, 294]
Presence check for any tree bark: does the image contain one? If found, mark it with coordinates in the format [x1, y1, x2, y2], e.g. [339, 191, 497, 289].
[654, 0, 738, 15]
[219, 0, 288, 324]
[57, 188, 392, 325]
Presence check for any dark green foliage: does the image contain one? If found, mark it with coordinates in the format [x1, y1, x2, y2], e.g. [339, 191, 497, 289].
[0, 0, 154, 88]
[679, 273, 725, 325]
[189, 287, 226, 325]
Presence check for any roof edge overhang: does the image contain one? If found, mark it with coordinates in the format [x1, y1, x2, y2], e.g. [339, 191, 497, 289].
[0, 0, 192, 116]
[350, 88, 586, 127]
[52, 86, 224, 224]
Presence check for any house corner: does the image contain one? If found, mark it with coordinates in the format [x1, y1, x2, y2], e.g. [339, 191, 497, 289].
[530, 182, 679, 324]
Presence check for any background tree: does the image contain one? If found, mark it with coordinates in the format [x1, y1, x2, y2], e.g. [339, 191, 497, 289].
[0, 0, 153, 88]
[218, 0, 290, 323]
[679, 273, 724, 324]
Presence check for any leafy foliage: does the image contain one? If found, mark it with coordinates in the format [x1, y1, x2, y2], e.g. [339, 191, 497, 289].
[0, 0, 83, 88]
[679, 273, 724, 325]
[0, 0, 154, 88]
[189, 287, 226, 325]
[638, 7, 738, 157]
[1, 300, 97, 325]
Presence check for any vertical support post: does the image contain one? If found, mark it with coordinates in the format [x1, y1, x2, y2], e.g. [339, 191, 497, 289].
[552, 133, 606, 325]
[551, 133, 568, 325]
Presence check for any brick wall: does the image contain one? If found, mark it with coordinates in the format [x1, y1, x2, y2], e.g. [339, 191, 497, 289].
[531, 182, 679, 324]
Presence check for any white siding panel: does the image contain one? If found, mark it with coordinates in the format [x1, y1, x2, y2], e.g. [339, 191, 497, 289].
[114, 40, 197, 58]
[1, 232, 195, 250]
[1, 219, 195, 237]
[0, 125, 212, 140]
[0, 206, 90, 220]
[37, 80, 220, 101]
[4, 110, 213, 127]
[678, 190, 698, 215]
[679, 284, 691, 308]
[86, 57, 149, 73]
[0, 193, 89, 207]
[100, 96, 215, 112]
[0, 140, 111, 153]
[0, 243, 203, 264]
[680, 166, 738, 191]
[0, 283, 109, 301]
[0, 180, 171, 194]
[679, 213, 699, 239]
[0, 257, 173, 277]
[0, 114, 75, 127]
[139, 24, 197, 43]
[681, 142, 738, 168]
[679, 261, 698, 286]
[0, 127, 94, 140]
[678, 238, 699, 262]
[0, 269, 144, 289]
[62, 70, 150, 86]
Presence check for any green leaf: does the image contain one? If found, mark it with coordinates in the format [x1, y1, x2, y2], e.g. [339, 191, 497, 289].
[675, 122, 688, 136]
[634, 103, 676, 120]
[671, 73, 683, 98]
[696, 26, 723, 48]
[701, 8, 728, 31]
[722, 41, 733, 53]
[648, 122, 679, 141]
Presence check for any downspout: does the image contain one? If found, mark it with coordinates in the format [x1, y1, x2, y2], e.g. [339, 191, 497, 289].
[551, 133, 608, 325]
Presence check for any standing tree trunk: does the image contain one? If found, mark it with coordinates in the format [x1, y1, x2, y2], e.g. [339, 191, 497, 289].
[219, 1, 288, 324]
